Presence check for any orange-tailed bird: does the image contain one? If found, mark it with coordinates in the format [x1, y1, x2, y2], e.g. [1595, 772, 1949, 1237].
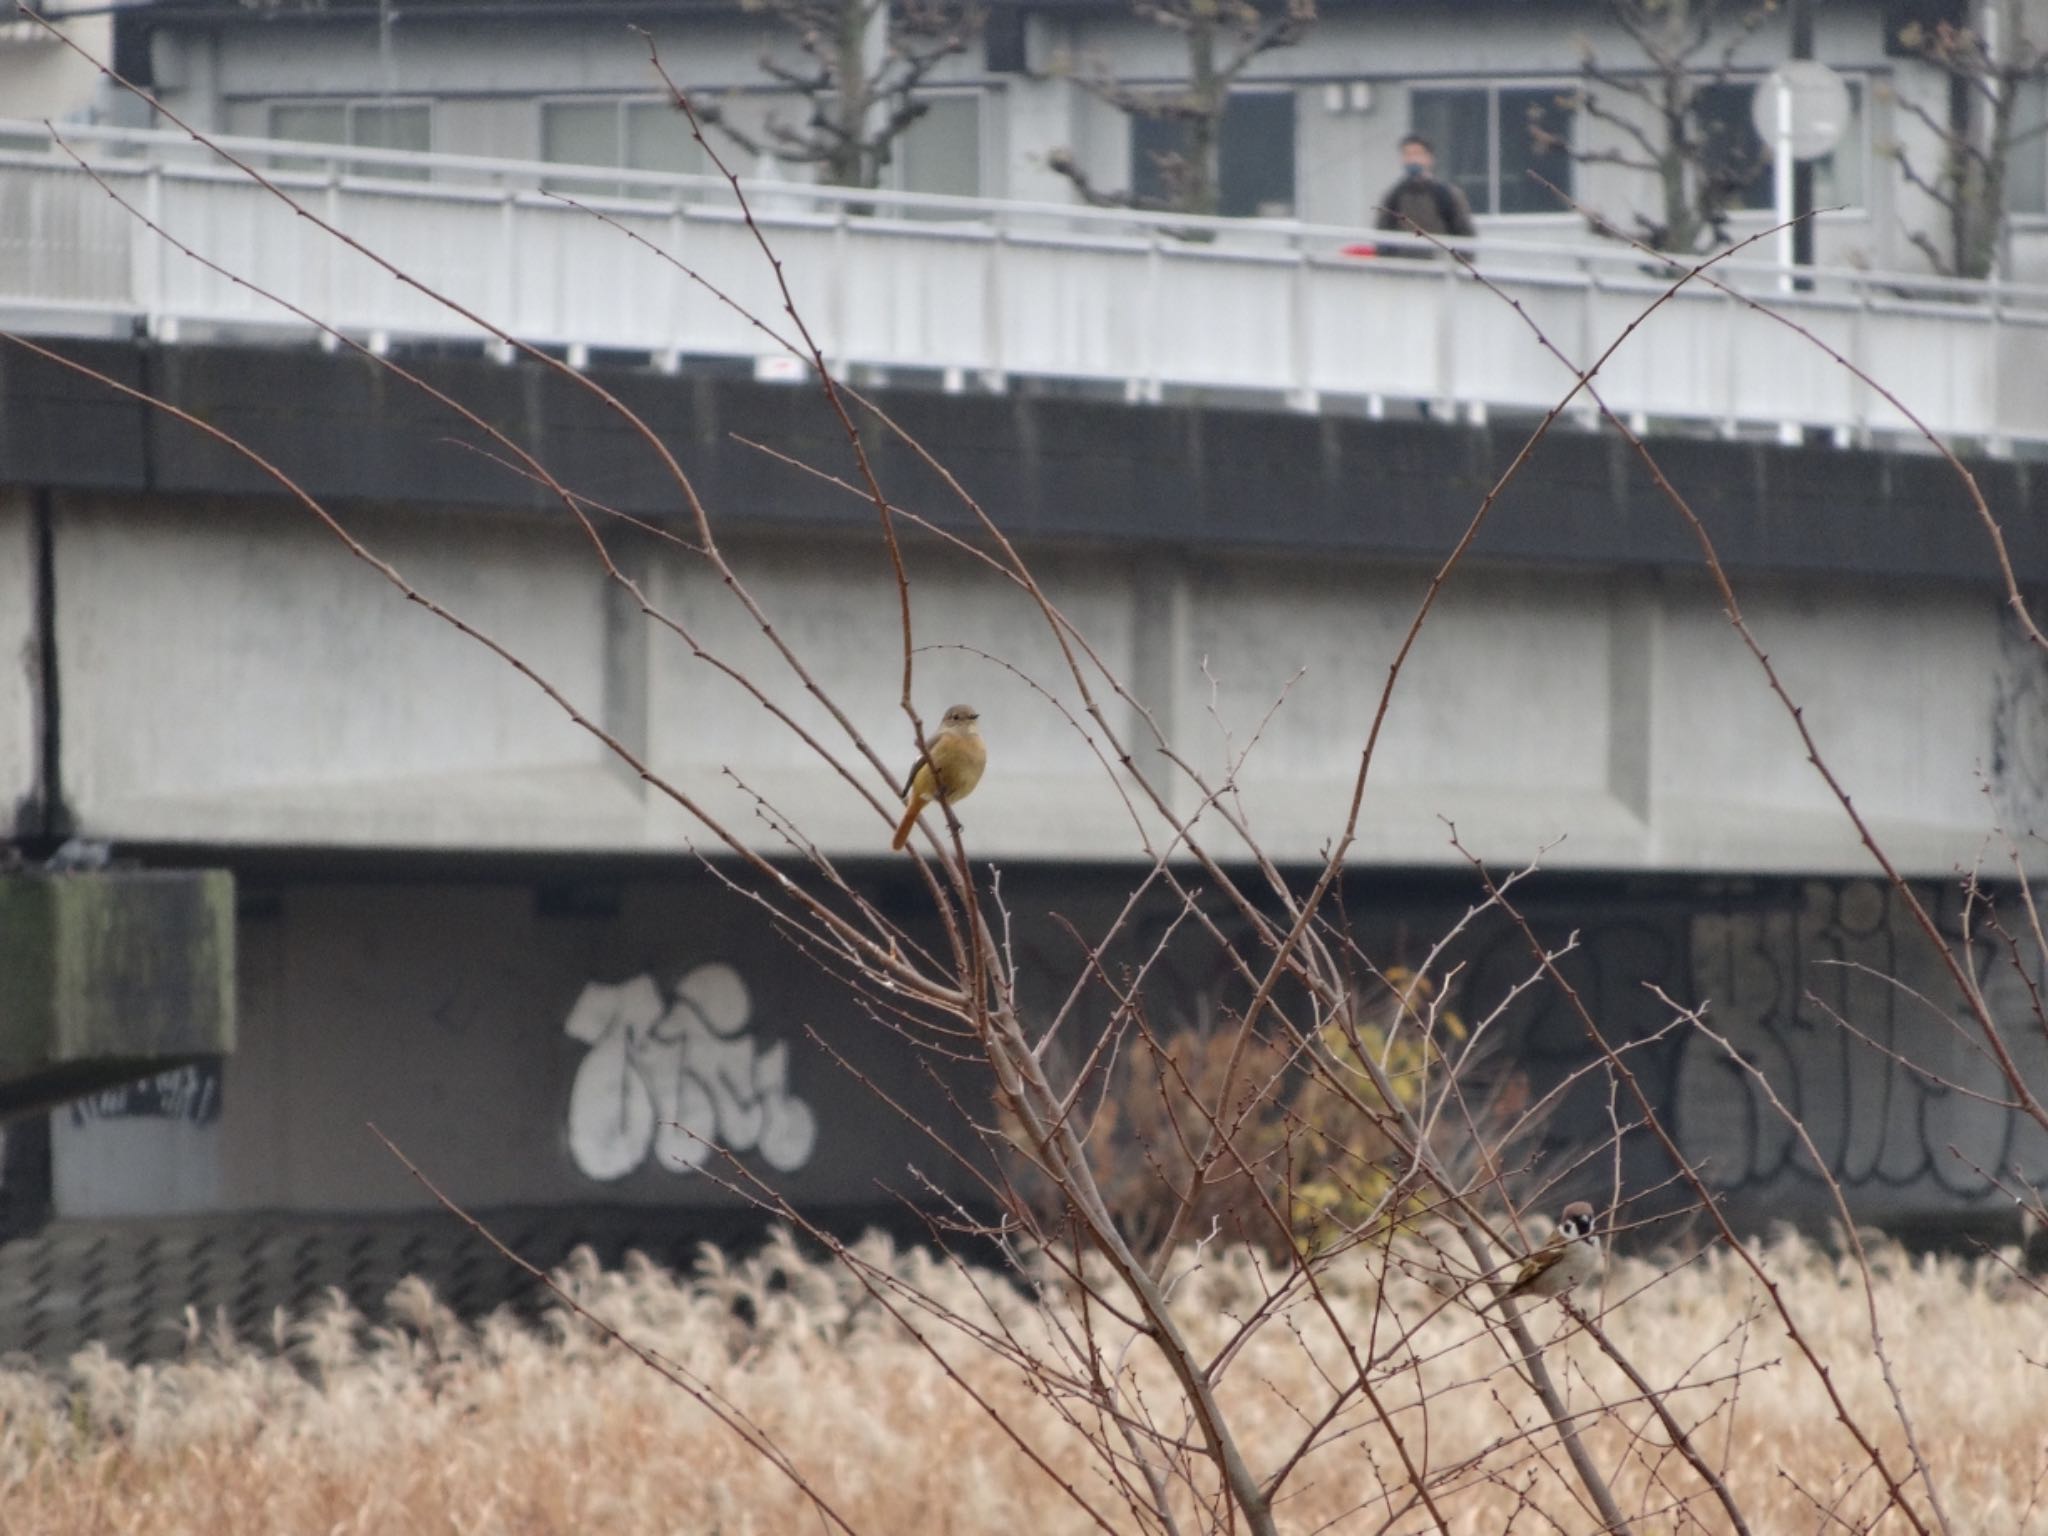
[891, 704, 986, 851]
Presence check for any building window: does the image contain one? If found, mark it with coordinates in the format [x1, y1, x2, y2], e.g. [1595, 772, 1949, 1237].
[540, 98, 707, 198]
[892, 92, 982, 199]
[1410, 84, 1575, 216]
[1130, 89, 1296, 217]
[1690, 83, 1768, 209]
[540, 98, 706, 183]
[1687, 78, 1867, 211]
[268, 100, 431, 178]
[2011, 78, 2047, 217]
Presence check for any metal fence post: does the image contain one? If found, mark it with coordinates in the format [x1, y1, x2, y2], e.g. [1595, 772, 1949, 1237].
[1289, 236, 1317, 414]
[487, 188, 518, 363]
[1720, 285, 1740, 438]
[982, 223, 1008, 394]
[1144, 229, 1164, 403]
[1435, 254, 1457, 418]
[658, 200, 686, 374]
[831, 203, 851, 380]
[140, 163, 167, 341]
[1576, 253, 1601, 431]
[1986, 278, 2009, 457]
[1849, 273, 1871, 448]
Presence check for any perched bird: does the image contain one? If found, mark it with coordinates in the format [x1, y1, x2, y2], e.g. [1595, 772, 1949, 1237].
[892, 704, 986, 851]
[1482, 1201, 1602, 1312]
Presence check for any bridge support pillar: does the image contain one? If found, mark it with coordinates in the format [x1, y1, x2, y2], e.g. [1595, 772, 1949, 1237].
[0, 869, 236, 1117]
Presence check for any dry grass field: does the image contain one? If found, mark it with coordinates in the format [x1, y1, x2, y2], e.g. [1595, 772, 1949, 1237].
[0, 1227, 2042, 1535]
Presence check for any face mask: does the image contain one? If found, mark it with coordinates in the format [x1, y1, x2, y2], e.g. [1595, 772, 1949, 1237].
[1403, 162, 1428, 180]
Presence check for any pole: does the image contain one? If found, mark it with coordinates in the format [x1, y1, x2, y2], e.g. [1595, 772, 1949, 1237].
[1775, 75, 1794, 295]
[1789, 0, 1813, 274]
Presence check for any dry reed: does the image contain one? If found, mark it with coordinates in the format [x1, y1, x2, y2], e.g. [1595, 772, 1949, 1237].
[0, 1226, 2041, 1535]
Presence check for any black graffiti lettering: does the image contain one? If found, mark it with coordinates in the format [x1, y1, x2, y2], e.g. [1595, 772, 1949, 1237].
[67, 1062, 224, 1127]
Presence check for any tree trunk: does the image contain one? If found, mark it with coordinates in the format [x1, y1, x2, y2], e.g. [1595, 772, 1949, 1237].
[830, 0, 882, 189]
[1660, 72, 1698, 251]
[1962, 0, 2021, 280]
[1183, 0, 1223, 217]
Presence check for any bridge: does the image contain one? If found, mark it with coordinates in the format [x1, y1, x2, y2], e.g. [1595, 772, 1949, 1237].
[4, 122, 2048, 1362]
[5, 335, 2045, 875]
[5, 119, 2047, 452]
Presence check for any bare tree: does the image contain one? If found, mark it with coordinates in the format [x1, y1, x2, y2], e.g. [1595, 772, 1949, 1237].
[1887, 0, 2048, 280]
[1536, 0, 1780, 252]
[691, 0, 982, 189]
[19, 16, 2048, 1534]
[1046, 0, 1314, 217]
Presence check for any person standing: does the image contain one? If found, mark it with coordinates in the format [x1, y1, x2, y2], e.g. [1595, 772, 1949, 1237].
[1374, 134, 1476, 251]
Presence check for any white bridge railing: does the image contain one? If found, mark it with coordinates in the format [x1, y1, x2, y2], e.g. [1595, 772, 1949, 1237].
[3, 118, 2044, 452]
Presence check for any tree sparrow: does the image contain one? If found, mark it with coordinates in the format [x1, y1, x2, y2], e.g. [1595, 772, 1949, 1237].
[1483, 1201, 1602, 1311]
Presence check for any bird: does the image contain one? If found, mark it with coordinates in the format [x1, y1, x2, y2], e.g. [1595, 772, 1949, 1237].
[1481, 1201, 1602, 1312]
[891, 704, 986, 851]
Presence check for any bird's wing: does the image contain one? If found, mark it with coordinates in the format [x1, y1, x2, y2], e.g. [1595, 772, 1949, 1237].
[901, 752, 931, 799]
[1508, 1241, 1565, 1293]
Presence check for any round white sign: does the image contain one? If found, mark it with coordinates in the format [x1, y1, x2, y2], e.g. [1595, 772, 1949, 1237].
[1750, 61, 1850, 162]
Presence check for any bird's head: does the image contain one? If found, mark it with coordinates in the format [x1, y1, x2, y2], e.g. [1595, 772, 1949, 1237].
[1558, 1202, 1596, 1242]
[941, 704, 980, 731]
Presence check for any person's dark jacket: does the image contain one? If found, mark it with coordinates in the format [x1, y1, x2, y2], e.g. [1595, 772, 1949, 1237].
[1374, 175, 1477, 250]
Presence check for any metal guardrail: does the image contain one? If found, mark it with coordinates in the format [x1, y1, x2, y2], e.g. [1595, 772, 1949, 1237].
[3, 118, 2044, 451]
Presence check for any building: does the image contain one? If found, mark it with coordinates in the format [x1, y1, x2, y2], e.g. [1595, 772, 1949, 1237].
[91, 0, 2048, 283]
[0, 5, 114, 126]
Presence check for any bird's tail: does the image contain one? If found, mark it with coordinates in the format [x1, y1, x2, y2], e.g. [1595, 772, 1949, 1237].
[1472, 1277, 1522, 1315]
[891, 792, 930, 851]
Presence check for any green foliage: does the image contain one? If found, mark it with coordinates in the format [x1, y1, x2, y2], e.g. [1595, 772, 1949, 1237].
[1036, 966, 1471, 1258]
[1286, 967, 1466, 1247]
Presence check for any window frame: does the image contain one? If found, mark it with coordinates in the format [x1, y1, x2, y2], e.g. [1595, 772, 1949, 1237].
[885, 86, 988, 200]
[1407, 70, 1876, 221]
[1406, 79, 1580, 220]
[536, 95, 708, 177]
[1687, 71, 1873, 216]
[535, 94, 714, 202]
[1125, 83, 1300, 219]
[265, 97, 435, 157]
[2007, 76, 2048, 224]
[1213, 84, 1298, 219]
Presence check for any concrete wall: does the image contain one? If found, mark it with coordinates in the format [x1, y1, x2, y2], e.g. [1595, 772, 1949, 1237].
[37, 864, 2048, 1238]
[0, 492, 36, 833]
[8, 859, 2040, 1369]
[44, 485, 2048, 876]
[49, 871, 981, 1216]
[51, 495, 630, 850]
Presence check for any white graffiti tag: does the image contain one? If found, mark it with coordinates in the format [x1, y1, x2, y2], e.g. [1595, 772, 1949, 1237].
[563, 963, 818, 1182]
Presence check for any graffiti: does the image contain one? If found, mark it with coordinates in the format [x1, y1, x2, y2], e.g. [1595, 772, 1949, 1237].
[1081, 876, 2048, 1208]
[1669, 880, 2048, 1200]
[563, 962, 817, 1182]
[67, 1062, 223, 1127]
[1990, 615, 2048, 834]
